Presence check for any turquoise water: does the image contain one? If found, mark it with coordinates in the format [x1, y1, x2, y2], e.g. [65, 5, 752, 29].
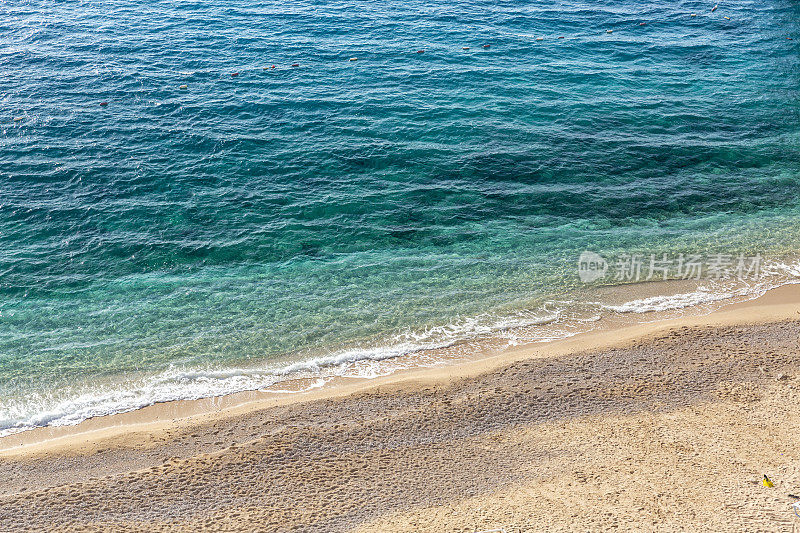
[1, 0, 799, 433]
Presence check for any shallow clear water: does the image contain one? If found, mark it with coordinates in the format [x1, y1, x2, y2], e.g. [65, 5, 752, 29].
[1, 0, 799, 433]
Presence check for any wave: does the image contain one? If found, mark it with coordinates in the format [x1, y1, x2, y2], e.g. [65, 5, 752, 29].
[602, 287, 749, 314]
[2, 260, 799, 438]
[0, 310, 563, 437]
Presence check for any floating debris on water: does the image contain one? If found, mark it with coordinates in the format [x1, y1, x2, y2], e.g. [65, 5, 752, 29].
[53, 12, 752, 113]
[13, 116, 23, 122]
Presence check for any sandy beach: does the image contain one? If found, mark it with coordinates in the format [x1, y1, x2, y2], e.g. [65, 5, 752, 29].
[2, 285, 800, 531]
[5, 0, 800, 530]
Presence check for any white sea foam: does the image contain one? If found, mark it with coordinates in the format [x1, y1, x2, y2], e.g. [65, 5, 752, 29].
[4, 261, 800, 438]
[602, 287, 744, 314]
[0, 310, 564, 437]
[604, 258, 800, 314]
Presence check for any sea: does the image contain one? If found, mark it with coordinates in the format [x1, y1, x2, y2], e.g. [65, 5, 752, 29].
[1, 0, 799, 435]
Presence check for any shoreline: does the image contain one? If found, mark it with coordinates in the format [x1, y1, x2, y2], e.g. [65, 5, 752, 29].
[3, 281, 799, 457]
[1, 272, 792, 449]
[2, 284, 800, 530]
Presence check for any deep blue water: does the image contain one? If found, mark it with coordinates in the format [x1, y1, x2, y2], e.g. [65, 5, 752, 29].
[1, 0, 799, 433]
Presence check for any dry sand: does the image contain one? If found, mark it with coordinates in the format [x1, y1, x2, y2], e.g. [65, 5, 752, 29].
[2, 285, 800, 531]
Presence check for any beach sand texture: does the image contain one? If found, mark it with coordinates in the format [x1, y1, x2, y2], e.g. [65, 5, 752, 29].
[2, 287, 800, 531]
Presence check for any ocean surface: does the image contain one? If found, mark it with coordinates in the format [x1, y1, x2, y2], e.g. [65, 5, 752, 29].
[1, 0, 799, 435]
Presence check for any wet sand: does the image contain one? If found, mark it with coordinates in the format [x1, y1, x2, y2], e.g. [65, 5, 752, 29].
[2, 285, 800, 531]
